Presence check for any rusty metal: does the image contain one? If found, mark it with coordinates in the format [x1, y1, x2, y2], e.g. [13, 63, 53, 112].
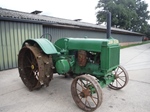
[80, 88, 91, 98]
[71, 75, 103, 112]
[18, 45, 53, 91]
[78, 50, 87, 66]
[108, 65, 129, 90]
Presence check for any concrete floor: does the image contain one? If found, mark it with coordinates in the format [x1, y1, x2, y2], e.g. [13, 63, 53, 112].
[0, 43, 150, 112]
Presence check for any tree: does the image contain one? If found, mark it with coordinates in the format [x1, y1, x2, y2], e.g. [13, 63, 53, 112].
[96, 0, 150, 36]
[145, 24, 150, 39]
[131, 0, 150, 33]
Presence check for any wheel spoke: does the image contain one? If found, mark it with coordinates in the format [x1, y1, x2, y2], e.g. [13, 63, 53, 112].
[116, 80, 118, 87]
[115, 67, 119, 74]
[77, 89, 82, 93]
[119, 76, 125, 77]
[90, 96, 97, 106]
[77, 81, 85, 90]
[85, 97, 91, 108]
[117, 71, 123, 76]
[118, 77, 125, 82]
[29, 70, 33, 76]
[92, 96, 98, 100]
[85, 98, 87, 106]
[80, 79, 87, 87]
[23, 66, 31, 68]
[80, 96, 83, 101]
[26, 56, 32, 64]
[116, 79, 123, 87]
[77, 93, 81, 97]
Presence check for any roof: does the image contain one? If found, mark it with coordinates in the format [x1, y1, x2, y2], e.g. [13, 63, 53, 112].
[0, 8, 143, 36]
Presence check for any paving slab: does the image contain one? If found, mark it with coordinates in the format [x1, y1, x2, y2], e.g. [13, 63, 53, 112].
[0, 43, 150, 112]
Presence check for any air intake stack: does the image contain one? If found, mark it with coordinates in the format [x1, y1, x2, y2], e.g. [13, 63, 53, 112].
[107, 12, 111, 39]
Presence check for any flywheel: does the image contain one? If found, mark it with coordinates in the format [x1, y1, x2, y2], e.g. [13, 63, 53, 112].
[18, 44, 53, 91]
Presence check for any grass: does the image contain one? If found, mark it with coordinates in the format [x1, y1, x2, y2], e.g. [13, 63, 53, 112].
[121, 41, 150, 49]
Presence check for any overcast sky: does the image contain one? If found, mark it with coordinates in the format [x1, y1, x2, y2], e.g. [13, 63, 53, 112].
[0, 0, 150, 24]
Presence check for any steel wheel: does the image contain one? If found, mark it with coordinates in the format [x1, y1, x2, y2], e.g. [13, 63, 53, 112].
[71, 75, 103, 112]
[109, 65, 129, 90]
[18, 45, 53, 91]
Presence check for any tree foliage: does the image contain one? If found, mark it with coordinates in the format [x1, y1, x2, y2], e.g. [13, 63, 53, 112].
[96, 0, 150, 37]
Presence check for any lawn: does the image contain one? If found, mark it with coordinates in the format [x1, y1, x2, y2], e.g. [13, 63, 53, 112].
[121, 41, 150, 49]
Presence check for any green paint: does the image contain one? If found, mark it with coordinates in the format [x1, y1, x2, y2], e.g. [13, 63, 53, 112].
[53, 37, 120, 87]
[20, 37, 120, 87]
[55, 38, 119, 52]
[22, 38, 58, 54]
[55, 59, 70, 74]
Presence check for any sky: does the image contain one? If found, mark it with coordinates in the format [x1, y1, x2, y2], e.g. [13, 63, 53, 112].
[0, 0, 150, 24]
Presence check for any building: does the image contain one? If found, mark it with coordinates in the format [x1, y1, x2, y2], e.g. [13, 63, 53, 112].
[0, 8, 143, 71]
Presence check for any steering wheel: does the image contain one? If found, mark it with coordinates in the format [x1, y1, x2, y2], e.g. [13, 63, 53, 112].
[40, 33, 52, 41]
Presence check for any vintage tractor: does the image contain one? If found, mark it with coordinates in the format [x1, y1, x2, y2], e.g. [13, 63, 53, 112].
[18, 36, 129, 111]
[18, 13, 129, 111]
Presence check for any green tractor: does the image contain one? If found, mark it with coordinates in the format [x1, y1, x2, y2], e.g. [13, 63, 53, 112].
[18, 13, 129, 111]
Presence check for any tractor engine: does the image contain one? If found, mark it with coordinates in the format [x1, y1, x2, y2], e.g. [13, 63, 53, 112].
[54, 37, 120, 77]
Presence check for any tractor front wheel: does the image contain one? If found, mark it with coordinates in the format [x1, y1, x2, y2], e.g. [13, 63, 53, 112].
[108, 65, 129, 90]
[71, 75, 103, 112]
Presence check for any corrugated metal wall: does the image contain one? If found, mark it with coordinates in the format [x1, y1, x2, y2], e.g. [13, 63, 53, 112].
[0, 23, 142, 71]
[0, 21, 42, 71]
[43, 26, 107, 42]
[43, 26, 142, 43]
[112, 33, 142, 42]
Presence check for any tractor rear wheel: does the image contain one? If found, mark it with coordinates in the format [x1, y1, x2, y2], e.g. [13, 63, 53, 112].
[108, 65, 129, 90]
[71, 75, 103, 112]
[18, 45, 53, 91]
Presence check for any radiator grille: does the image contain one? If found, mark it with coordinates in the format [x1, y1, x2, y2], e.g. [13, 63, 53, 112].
[109, 46, 120, 68]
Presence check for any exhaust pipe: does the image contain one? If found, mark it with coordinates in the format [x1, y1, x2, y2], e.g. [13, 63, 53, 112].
[107, 12, 111, 39]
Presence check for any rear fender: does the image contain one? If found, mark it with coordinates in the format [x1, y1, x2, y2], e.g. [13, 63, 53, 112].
[22, 38, 58, 55]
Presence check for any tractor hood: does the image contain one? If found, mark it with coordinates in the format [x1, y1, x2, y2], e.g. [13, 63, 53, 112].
[55, 37, 119, 52]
